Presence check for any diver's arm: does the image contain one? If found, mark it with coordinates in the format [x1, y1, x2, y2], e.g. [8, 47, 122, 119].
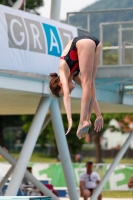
[93, 98, 104, 132]
[93, 98, 102, 117]
[59, 70, 72, 134]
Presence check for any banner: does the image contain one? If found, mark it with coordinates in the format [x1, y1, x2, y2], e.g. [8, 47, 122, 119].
[0, 5, 77, 75]
[103, 164, 133, 190]
[0, 163, 133, 190]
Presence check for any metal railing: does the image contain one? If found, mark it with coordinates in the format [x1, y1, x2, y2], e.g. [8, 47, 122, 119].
[99, 21, 133, 66]
[66, 8, 133, 66]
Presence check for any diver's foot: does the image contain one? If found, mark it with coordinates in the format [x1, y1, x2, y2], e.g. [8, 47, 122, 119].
[76, 121, 91, 139]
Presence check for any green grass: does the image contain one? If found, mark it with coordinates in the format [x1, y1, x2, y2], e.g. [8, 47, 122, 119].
[1, 152, 133, 164]
[83, 157, 133, 165]
[103, 158, 133, 165]
[0, 152, 57, 163]
[102, 190, 133, 198]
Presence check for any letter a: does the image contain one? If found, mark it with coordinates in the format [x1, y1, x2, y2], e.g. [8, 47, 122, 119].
[50, 29, 60, 53]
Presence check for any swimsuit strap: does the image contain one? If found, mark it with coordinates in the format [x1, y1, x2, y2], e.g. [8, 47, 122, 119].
[60, 56, 65, 59]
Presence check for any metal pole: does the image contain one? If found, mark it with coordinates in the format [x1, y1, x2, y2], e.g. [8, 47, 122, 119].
[23, 0, 26, 11]
[0, 147, 59, 200]
[66, 13, 69, 24]
[50, 99, 79, 200]
[0, 166, 14, 190]
[87, 13, 90, 32]
[41, 114, 51, 132]
[90, 132, 133, 200]
[5, 97, 51, 196]
[122, 41, 126, 65]
[41, 99, 63, 132]
[67, 7, 133, 15]
[118, 24, 122, 65]
[100, 23, 103, 66]
[50, 0, 61, 21]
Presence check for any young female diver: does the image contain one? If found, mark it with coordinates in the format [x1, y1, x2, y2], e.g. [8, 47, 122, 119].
[49, 35, 103, 139]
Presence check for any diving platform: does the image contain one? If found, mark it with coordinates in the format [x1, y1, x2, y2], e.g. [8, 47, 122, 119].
[0, 3, 133, 200]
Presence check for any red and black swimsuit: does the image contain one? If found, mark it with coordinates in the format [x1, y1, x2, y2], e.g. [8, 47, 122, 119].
[60, 35, 100, 76]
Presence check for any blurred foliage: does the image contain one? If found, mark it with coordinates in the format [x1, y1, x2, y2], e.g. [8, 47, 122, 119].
[0, 115, 22, 147]
[103, 42, 133, 65]
[0, 0, 44, 15]
[21, 114, 84, 155]
[103, 52, 118, 65]
[62, 114, 84, 155]
[0, 112, 133, 162]
[21, 112, 133, 161]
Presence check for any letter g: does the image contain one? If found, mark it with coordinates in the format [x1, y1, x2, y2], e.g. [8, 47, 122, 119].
[10, 19, 25, 46]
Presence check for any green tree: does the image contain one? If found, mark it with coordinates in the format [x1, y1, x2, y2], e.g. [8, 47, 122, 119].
[21, 112, 133, 163]
[21, 114, 84, 159]
[62, 114, 85, 156]
[22, 115, 58, 154]
[103, 43, 118, 65]
[0, 115, 22, 147]
[0, 0, 44, 15]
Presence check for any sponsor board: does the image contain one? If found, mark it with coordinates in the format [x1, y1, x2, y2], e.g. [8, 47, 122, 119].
[0, 5, 77, 75]
[0, 163, 133, 191]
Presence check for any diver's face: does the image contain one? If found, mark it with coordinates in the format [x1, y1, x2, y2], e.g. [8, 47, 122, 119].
[58, 81, 75, 97]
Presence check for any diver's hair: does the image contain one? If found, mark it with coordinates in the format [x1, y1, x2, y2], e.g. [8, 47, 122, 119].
[49, 73, 61, 97]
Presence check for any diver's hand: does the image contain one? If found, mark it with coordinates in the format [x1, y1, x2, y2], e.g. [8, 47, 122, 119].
[65, 118, 73, 135]
[94, 115, 104, 132]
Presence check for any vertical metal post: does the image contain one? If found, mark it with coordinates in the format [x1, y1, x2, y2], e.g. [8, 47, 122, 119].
[100, 23, 103, 66]
[50, 0, 61, 21]
[5, 97, 51, 196]
[50, 99, 79, 200]
[23, 0, 26, 11]
[91, 132, 133, 200]
[66, 13, 69, 24]
[0, 146, 59, 199]
[132, 43, 133, 65]
[122, 41, 126, 65]
[87, 13, 90, 32]
[118, 24, 122, 65]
